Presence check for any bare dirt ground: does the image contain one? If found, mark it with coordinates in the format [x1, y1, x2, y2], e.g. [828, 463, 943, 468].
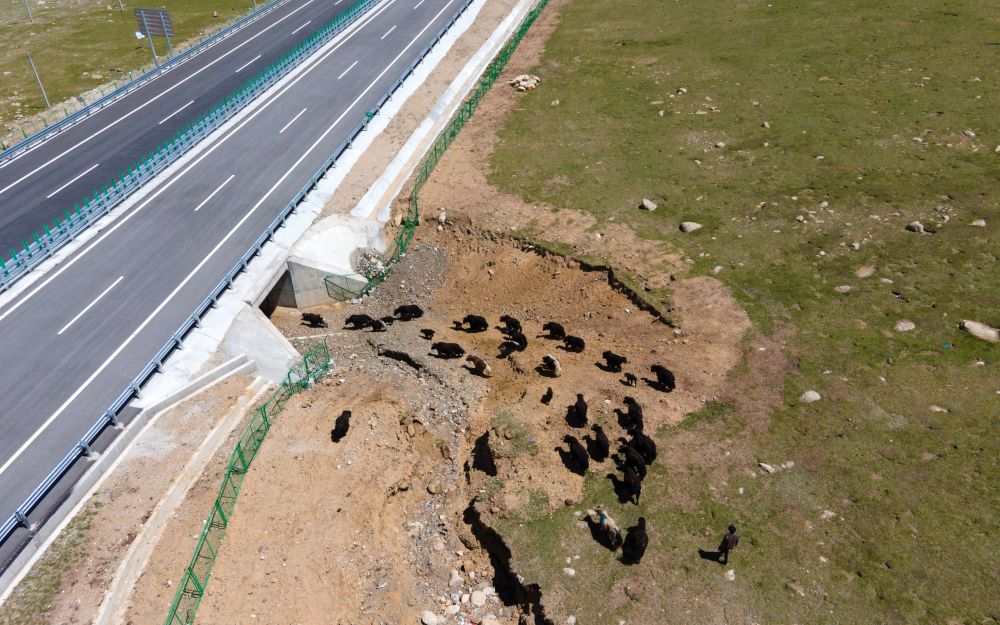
[0, 373, 258, 625]
[200, 213, 747, 624]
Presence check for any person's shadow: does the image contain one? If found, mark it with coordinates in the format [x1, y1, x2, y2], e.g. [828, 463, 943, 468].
[585, 515, 619, 551]
[698, 549, 725, 564]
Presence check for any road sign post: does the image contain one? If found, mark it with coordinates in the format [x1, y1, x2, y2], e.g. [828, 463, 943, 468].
[135, 8, 175, 62]
[26, 51, 50, 109]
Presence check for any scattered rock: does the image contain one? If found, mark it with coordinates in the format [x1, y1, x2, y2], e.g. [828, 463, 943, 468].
[437, 210, 447, 225]
[834, 285, 853, 294]
[725, 569, 736, 581]
[639, 198, 657, 211]
[481, 616, 500, 625]
[960, 320, 999, 343]
[905, 221, 925, 233]
[566, 617, 577, 625]
[762, 121, 770, 128]
[970, 218, 986, 227]
[426, 480, 443, 494]
[929, 405, 950, 413]
[786, 581, 806, 596]
[509, 74, 540, 90]
[482, 586, 496, 597]
[445, 605, 460, 615]
[894, 319, 916, 332]
[679, 221, 703, 233]
[448, 570, 463, 588]
[471, 591, 487, 607]
[964, 129, 976, 138]
[855, 266, 875, 278]
[421, 611, 439, 625]
[758, 462, 777, 474]
[800, 390, 821, 403]
[563, 567, 576, 576]
[820, 509, 837, 520]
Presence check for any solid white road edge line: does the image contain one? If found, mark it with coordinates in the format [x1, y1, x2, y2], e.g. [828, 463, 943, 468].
[44, 163, 100, 199]
[57, 276, 124, 336]
[279, 107, 309, 134]
[193, 174, 236, 212]
[0, 0, 433, 480]
[157, 100, 195, 125]
[0, 0, 400, 325]
[0, 0, 317, 196]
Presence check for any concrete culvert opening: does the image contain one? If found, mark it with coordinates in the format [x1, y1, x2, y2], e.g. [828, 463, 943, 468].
[258, 268, 297, 318]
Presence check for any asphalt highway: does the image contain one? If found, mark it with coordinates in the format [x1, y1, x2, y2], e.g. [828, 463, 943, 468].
[0, 0, 468, 555]
[0, 0, 362, 254]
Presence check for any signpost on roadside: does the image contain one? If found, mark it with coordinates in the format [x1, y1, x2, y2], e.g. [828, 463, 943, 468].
[26, 51, 50, 109]
[135, 8, 175, 65]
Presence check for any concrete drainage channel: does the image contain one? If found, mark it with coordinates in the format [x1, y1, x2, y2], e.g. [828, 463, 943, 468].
[0, 0, 539, 611]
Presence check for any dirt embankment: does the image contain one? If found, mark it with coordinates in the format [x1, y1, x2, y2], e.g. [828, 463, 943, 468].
[197, 216, 748, 624]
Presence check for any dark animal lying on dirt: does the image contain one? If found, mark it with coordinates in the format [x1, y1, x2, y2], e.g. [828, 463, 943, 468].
[540, 354, 562, 378]
[650, 364, 676, 391]
[541, 387, 554, 405]
[541, 321, 566, 340]
[499, 315, 522, 335]
[465, 354, 492, 377]
[630, 430, 657, 464]
[563, 435, 589, 473]
[589, 423, 610, 461]
[430, 342, 465, 359]
[345, 314, 376, 329]
[602, 350, 628, 372]
[331, 410, 351, 442]
[420, 328, 436, 340]
[622, 464, 642, 504]
[621, 517, 649, 565]
[394, 304, 424, 321]
[563, 335, 586, 353]
[498, 331, 528, 358]
[301, 312, 327, 328]
[622, 396, 644, 432]
[460, 315, 489, 332]
[622, 372, 638, 387]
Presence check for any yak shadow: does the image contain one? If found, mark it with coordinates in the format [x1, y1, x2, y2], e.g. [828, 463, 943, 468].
[595, 361, 620, 373]
[555, 446, 586, 476]
[643, 377, 674, 393]
[429, 352, 463, 360]
[585, 515, 619, 552]
[557, 344, 583, 353]
[606, 472, 635, 505]
[454, 321, 488, 333]
[472, 432, 498, 476]
[565, 405, 586, 428]
[613, 408, 632, 431]
[462, 364, 489, 378]
[584, 435, 607, 463]
[698, 549, 724, 564]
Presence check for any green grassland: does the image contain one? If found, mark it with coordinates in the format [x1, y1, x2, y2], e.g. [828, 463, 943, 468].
[488, 0, 1000, 623]
[0, 0, 263, 136]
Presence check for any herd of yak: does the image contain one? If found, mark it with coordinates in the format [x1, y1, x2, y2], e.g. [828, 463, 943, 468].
[302, 304, 679, 565]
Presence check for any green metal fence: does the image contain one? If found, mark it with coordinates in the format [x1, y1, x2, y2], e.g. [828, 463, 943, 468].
[163, 340, 331, 625]
[324, 0, 551, 300]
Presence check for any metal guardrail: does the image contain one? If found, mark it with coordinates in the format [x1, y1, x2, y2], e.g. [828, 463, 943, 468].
[325, 0, 551, 299]
[0, 0, 290, 162]
[0, 0, 383, 296]
[0, 0, 480, 577]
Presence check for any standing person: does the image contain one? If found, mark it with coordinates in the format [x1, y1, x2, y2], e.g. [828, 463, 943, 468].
[718, 524, 739, 564]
